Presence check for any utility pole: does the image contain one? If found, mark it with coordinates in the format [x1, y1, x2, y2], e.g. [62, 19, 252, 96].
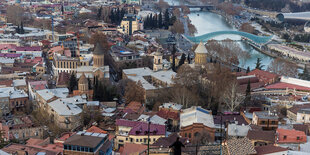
[147, 121, 150, 155]
[220, 112, 223, 155]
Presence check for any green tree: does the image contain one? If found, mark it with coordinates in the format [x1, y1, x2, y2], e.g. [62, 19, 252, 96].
[153, 14, 158, 29]
[20, 22, 24, 34]
[61, 5, 64, 15]
[158, 12, 163, 28]
[16, 25, 20, 34]
[68, 73, 77, 93]
[245, 79, 251, 108]
[97, 6, 102, 20]
[164, 9, 170, 29]
[171, 45, 177, 71]
[246, 66, 250, 73]
[300, 65, 310, 81]
[255, 58, 264, 70]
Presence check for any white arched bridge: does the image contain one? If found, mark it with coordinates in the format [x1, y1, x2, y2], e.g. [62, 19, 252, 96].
[184, 31, 273, 46]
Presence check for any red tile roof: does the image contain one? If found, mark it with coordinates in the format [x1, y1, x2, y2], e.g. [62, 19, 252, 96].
[124, 101, 144, 114]
[248, 69, 279, 84]
[86, 126, 107, 134]
[121, 143, 147, 155]
[29, 81, 47, 90]
[265, 82, 310, 91]
[157, 109, 179, 120]
[255, 145, 288, 155]
[277, 128, 307, 144]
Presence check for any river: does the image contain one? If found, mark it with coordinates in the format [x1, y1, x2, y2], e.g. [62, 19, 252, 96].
[165, 0, 274, 69]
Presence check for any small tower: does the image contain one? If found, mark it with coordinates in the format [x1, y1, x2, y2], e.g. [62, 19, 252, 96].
[78, 73, 89, 93]
[93, 43, 105, 68]
[194, 42, 208, 65]
[153, 50, 163, 71]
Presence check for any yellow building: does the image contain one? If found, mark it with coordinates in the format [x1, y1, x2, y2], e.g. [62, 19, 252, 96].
[115, 119, 166, 150]
[118, 14, 142, 35]
[194, 42, 208, 65]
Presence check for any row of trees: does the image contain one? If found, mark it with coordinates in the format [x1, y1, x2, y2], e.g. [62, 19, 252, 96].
[93, 76, 118, 102]
[144, 9, 174, 30]
[109, 8, 126, 25]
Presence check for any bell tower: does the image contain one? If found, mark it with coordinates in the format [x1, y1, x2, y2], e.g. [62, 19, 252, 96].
[153, 50, 163, 71]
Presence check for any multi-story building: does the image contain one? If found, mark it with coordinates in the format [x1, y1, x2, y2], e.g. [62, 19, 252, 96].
[122, 67, 176, 101]
[63, 131, 112, 155]
[28, 81, 48, 101]
[114, 119, 165, 150]
[47, 96, 85, 130]
[179, 106, 215, 142]
[157, 103, 182, 131]
[0, 115, 44, 141]
[53, 53, 80, 75]
[276, 128, 307, 150]
[109, 45, 142, 80]
[252, 111, 279, 130]
[118, 14, 142, 35]
[35, 88, 69, 109]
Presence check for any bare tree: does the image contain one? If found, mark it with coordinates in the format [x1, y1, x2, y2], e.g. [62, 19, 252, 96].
[171, 85, 199, 109]
[188, 22, 197, 36]
[222, 81, 245, 112]
[206, 39, 243, 65]
[267, 58, 298, 77]
[172, 8, 181, 17]
[124, 80, 145, 104]
[169, 19, 185, 34]
[6, 5, 25, 25]
[89, 32, 110, 52]
[192, 130, 213, 145]
[157, 0, 170, 11]
[240, 23, 255, 34]
[181, 6, 191, 15]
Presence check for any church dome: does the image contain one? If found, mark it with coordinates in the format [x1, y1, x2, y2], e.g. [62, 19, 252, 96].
[194, 42, 208, 54]
[93, 42, 105, 55]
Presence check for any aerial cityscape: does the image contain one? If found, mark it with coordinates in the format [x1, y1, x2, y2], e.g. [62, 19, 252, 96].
[0, 0, 309, 154]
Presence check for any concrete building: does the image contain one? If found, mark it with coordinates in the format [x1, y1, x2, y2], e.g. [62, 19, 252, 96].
[109, 45, 142, 80]
[47, 96, 84, 130]
[0, 115, 44, 141]
[118, 14, 142, 35]
[53, 43, 109, 80]
[122, 67, 176, 101]
[252, 111, 279, 130]
[63, 131, 112, 155]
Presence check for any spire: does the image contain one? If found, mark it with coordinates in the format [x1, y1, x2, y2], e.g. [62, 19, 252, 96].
[93, 42, 104, 55]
